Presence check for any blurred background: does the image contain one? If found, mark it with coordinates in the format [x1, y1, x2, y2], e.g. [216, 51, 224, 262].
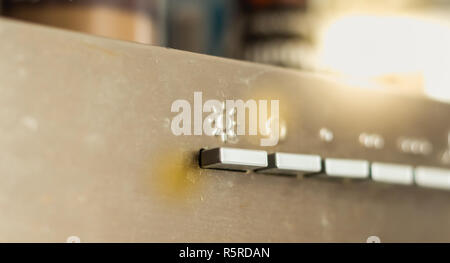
[1, 0, 450, 103]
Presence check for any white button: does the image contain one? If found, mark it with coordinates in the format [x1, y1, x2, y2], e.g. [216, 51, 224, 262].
[200, 147, 267, 171]
[415, 167, 450, 190]
[325, 158, 369, 179]
[257, 152, 322, 175]
[371, 163, 413, 185]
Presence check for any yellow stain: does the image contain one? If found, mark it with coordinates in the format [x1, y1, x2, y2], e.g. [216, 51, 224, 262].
[144, 149, 203, 203]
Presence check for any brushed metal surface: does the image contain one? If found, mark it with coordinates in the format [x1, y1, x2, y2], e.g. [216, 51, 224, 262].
[0, 18, 449, 242]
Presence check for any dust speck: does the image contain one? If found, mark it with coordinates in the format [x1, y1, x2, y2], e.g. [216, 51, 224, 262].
[227, 181, 234, 188]
[320, 214, 330, 227]
[18, 68, 28, 77]
[21, 116, 38, 131]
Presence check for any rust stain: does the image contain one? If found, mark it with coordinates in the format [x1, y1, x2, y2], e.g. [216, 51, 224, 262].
[143, 149, 204, 204]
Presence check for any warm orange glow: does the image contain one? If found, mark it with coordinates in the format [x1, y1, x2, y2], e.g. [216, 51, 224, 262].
[318, 14, 450, 102]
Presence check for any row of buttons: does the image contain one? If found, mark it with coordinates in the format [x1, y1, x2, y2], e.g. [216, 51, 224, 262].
[199, 147, 450, 191]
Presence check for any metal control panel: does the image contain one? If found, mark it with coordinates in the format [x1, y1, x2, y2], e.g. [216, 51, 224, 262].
[0, 19, 449, 242]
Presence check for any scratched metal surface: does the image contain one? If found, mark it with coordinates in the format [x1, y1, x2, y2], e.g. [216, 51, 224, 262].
[0, 18, 449, 242]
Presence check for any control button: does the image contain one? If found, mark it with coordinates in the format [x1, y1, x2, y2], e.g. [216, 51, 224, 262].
[200, 147, 267, 172]
[371, 163, 413, 185]
[256, 152, 322, 176]
[325, 158, 369, 179]
[415, 167, 450, 190]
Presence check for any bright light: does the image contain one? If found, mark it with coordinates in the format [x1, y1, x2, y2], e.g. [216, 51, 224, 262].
[317, 14, 450, 102]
